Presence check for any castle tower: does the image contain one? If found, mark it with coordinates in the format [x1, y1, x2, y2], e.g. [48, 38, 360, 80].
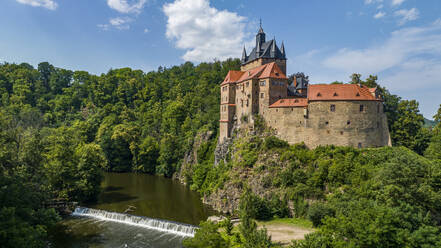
[240, 23, 287, 74]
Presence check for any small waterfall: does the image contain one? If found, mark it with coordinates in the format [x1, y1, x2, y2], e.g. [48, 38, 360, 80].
[72, 207, 197, 237]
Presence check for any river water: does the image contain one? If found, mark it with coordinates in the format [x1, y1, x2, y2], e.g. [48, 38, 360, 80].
[50, 172, 216, 248]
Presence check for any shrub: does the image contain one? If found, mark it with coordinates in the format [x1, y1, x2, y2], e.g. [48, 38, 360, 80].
[307, 202, 335, 227]
[263, 136, 289, 150]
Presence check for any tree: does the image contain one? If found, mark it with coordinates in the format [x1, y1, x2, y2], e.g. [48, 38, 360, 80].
[182, 221, 229, 248]
[391, 100, 427, 153]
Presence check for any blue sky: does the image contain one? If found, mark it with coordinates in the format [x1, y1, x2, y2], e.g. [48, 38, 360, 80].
[1, 0, 440, 118]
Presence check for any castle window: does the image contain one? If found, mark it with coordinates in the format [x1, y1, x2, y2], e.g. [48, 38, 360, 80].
[358, 143, 362, 149]
[360, 105, 364, 112]
[330, 104, 336, 112]
[261, 93, 264, 98]
[325, 121, 329, 125]
[260, 80, 266, 86]
[347, 120, 351, 125]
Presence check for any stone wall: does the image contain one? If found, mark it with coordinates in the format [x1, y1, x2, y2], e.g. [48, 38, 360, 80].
[265, 101, 391, 148]
[240, 58, 287, 75]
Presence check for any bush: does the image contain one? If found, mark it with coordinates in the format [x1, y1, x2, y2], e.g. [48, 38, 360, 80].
[307, 202, 335, 227]
[263, 136, 289, 150]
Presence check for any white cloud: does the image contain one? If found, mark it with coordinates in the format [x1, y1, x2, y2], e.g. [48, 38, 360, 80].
[391, 0, 405, 6]
[323, 21, 441, 76]
[374, 11, 386, 19]
[98, 17, 133, 30]
[365, 0, 383, 4]
[144, 28, 149, 33]
[16, 0, 57, 10]
[163, 0, 249, 62]
[394, 8, 419, 25]
[107, 0, 147, 14]
[291, 20, 441, 117]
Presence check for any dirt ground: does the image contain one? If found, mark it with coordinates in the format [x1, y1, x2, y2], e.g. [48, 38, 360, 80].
[259, 223, 314, 245]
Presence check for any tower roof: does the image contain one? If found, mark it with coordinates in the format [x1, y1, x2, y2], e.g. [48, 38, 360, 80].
[242, 26, 286, 65]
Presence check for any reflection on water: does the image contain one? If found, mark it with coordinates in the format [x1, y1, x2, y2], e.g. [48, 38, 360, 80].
[50, 172, 216, 248]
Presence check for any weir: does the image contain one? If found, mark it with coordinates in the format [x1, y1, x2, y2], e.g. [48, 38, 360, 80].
[72, 207, 198, 237]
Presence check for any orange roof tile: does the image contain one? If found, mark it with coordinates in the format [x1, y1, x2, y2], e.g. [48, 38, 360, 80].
[308, 84, 381, 101]
[221, 70, 244, 85]
[259, 62, 287, 79]
[222, 62, 287, 83]
[269, 98, 308, 108]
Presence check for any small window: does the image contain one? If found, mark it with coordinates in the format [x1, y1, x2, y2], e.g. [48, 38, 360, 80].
[358, 143, 362, 149]
[356, 92, 360, 97]
[260, 93, 264, 98]
[325, 121, 329, 125]
[260, 80, 266, 86]
[275, 72, 279, 76]
[330, 104, 336, 112]
[317, 93, 321, 97]
[340, 131, 344, 135]
[333, 92, 338, 97]
[360, 105, 364, 112]
[347, 120, 351, 125]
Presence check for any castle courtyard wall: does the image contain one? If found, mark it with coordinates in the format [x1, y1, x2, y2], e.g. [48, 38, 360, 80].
[265, 101, 391, 148]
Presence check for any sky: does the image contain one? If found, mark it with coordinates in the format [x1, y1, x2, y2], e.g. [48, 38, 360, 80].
[0, 0, 440, 118]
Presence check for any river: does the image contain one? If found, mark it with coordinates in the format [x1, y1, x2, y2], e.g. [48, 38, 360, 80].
[50, 172, 216, 248]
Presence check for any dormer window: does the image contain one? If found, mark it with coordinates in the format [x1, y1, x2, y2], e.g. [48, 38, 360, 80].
[333, 92, 338, 96]
[356, 92, 360, 97]
[317, 93, 321, 97]
[275, 72, 279, 76]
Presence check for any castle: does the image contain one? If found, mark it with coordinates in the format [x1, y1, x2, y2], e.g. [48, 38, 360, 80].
[219, 25, 391, 148]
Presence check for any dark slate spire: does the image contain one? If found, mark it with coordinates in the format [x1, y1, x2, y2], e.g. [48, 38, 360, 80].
[280, 41, 286, 58]
[256, 20, 265, 56]
[258, 19, 264, 34]
[242, 46, 247, 62]
[270, 37, 276, 57]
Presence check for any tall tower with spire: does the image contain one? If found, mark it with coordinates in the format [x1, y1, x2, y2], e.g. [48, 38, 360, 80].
[240, 21, 287, 74]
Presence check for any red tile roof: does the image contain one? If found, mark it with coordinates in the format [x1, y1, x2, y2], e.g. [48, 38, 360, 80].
[269, 98, 308, 108]
[308, 84, 381, 101]
[221, 62, 287, 85]
[221, 70, 244, 85]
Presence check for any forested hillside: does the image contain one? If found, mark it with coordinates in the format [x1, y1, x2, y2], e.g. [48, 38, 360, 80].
[1, 60, 441, 247]
[0, 60, 239, 246]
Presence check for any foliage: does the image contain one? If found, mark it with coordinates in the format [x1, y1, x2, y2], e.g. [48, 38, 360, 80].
[307, 202, 335, 227]
[182, 221, 229, 248]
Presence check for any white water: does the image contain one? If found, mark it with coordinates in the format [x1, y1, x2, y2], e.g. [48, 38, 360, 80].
[72, 207, 197, 237]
